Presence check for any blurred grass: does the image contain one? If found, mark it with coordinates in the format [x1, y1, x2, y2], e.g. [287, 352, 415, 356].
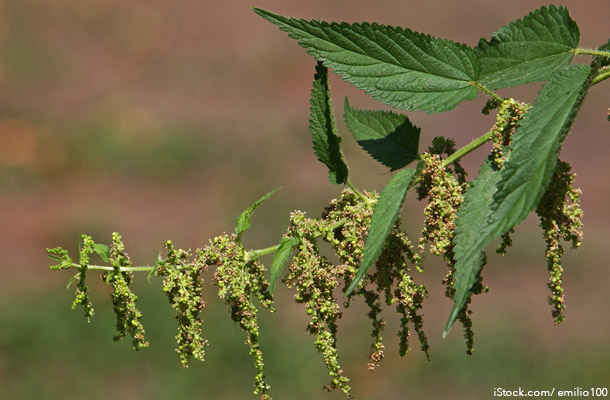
[2, 269, 610, 400]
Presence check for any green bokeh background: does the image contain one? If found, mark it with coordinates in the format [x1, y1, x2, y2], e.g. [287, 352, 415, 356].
[1, 1, 609, 399]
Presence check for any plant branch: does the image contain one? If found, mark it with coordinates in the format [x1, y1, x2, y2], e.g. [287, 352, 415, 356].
[592, 68, 610, 85]
[472, 82, 504, 104]
[60, 263, 157, 272]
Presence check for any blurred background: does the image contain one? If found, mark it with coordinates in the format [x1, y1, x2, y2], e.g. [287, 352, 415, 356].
[1, 1, 609, 399]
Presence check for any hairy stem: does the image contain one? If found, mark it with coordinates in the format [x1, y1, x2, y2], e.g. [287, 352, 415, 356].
[592, 68, 610, 85]
[574, 48, 610, 58]
[472, 82, 504, 104]
[63, 263, 156, 272]
[347, 180, 371, 204]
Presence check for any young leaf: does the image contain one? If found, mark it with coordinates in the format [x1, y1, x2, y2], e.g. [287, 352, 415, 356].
[309, 62, 349, 185]
[346, 168, 416, 296]
[343, 97, 420, 170]
[476, 5, 580, 90]
[269, 236, 300, 293]
[444, 159, 501, 337]
[254, 8, 480, 113]
[93, 243, 111, 263]
[445, 64, 592, 335]
[235, 187, 282, 242]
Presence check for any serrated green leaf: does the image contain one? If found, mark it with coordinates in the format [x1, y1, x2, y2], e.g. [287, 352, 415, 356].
[254, 8, 480, 113]
[344, 97, 420, 170]
[476, 5, 580, 90]
[269, 236, 300, 293]
[346, 168, 415, 296]
[309, 62, 349, 185]
[93, 243, 110, 263]
[235, 187, 282, 242]
[445, 64, 592, 335]
[444, 159, 501, 336]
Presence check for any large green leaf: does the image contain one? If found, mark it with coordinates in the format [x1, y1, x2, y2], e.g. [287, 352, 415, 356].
[444, 159, 500, 336]
[269, 236, 300, 293]
[235, 187, 282, 242]
[254, 8, 480, 114]
[345, 168, 415, 296]
[343, 97, 420, 170]
[445, 64, 592, 335]
[309, 62, 349, 185]
[476, 5, 580, 90]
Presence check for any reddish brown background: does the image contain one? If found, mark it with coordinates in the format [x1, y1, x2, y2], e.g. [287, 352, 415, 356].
[1, 1, 609, 399]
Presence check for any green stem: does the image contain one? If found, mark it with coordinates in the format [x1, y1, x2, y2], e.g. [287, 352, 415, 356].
[346, 180, 367, 202]
[245, 245, 281, 262]
[66, 263, 157, 272]
[347, 179, 376, 206]
[592, 68, 610, 85]
[472, 82, 504, 104]
[441, 130, 494, 169]
[574, 48, 610, 58]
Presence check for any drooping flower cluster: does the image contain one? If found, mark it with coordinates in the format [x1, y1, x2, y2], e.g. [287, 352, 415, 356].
[285, 209, 352, 397]
[417, 151, 464, 258]
[417, 145, 483, 355]
[284, 189, 429, 397]
[103, 232, 149, 350]
[373, 226, 429, 359]
[202, 234, 274, 400]
[536, 160, 584, 324]
[490, 98, 530, 168]
[155, 240, 208, 367]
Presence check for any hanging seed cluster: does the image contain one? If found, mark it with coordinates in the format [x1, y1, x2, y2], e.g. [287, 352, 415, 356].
[103, 233, 149, 350]
[490, 98, 530, 168]
[203, 233, 275, 399]
[155, 240, 208, 367]
[283, 189, 429, 398]
[536, 160, 584, 324]
[417, 143, 483, 355]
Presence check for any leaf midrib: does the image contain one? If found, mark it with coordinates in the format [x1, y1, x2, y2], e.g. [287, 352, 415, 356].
[276, 14, 475, 83]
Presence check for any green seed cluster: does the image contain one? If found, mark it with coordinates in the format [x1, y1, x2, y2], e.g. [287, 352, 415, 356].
[286, 210, 352, 397]
[103, 233, 149, 350]
[425, 137, 467, 185]
[284, 189, 429, 396]
[373, 226, 429, 359]
[73, 235, 96, 321]
[417, 151, 484, 355]
[536, 160, 584, 324]
[417, 152, 464, 258]
[203, 234, 274, 399]
[155, 240, 208, 367]
[491, 98, 530, 168]
[323, 189, 389, 371]
[496, 228, 515, 255]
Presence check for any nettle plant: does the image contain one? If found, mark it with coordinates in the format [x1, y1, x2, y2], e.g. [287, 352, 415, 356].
[48, 5, 609, 399]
